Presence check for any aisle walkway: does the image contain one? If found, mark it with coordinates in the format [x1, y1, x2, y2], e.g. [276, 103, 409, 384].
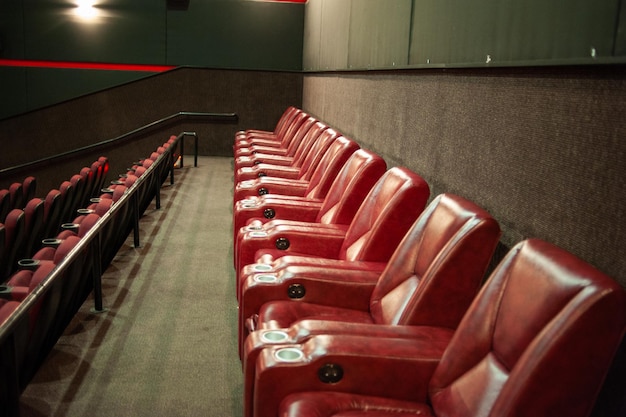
[19, 157, 242, 417]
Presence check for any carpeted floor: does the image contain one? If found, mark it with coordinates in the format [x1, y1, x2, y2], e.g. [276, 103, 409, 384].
[19, 156, 242, 417]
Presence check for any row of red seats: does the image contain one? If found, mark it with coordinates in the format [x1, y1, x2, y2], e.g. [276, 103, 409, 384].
[0, 158, 109, 283]
[0, 134, 178, 322]
[231, 107, 626, 417]
[0, 135, 181, 412]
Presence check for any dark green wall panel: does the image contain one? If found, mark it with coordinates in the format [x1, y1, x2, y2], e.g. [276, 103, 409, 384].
[166, 1, 304, 70]
[21, 0, 166, 64]
[304, 0, 625, 70]
[410, 0, 620, 66]
[0, 67, 28, 118]
[0, 0, 25, 58]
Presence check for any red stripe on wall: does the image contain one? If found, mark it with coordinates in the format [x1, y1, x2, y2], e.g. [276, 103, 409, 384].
[0, 59, 176, 72]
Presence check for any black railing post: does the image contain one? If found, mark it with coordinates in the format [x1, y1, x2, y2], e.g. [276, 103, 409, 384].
[132, 192, 141, 247]
[91, 233, 107, 313]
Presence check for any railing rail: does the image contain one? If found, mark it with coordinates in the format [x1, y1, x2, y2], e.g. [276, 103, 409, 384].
[0, 111, 238, 176]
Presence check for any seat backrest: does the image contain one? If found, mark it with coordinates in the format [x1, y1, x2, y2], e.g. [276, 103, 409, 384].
[279, 116, 318, 158]
[49, 235, 82, 264]
[0, 189, 10, 223]
[23, 198, 46, 257]
[9, 182, 23, 210]
[77, 213, 101, 237]
[58, 180, 76, 223]
[287, 121, 329, 169]
[22, 176, 36, 204]
[96, 156, 110, 192]
[315, 149, 387, 225]
[1, 208, 26, 279]
[68, 174, 86, 214]
[264, 110, 309, 151]
[294, 127, 340, 181]
[338, 167, 430, 263]
[369, 193, 501, 328]
[304, 136, 360, 200]
[271, 107, 300, 140]
[42, 189, 63, 239]
[428, 238, 626, 417]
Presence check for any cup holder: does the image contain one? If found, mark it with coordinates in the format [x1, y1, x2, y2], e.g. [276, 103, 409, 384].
[18, 259, 40, 270]
[90, 198, 101, 203]
[251, 264, 273, 272]
[275, 347, 304, 362]
[0, 284, 10, 294]
[110, 180, 124, 185]
[101, 188, 114, 194]
[249, 231, 268, 238]
[254, 274, 278, 283]
[261, 330, 289, 343]
[61, 223, 79, 231]
[245, 225, 263, 231]
[77, 208, 94, 215]
[41, 238, 62, 248]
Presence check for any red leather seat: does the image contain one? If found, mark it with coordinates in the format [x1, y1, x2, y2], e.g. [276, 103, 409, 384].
[8, 182, 23, 210]
[232, 138, 364, 245]
[235, 167, 430, 300]
[0, 299, 19, 326]
[234, 149, 386, 271]
[250, 239, 626, 417]
[234, 106, 301, 152]
[234, 117, 322, 183]
[0, 189, 10, 222]
[235, 121, 330, 172]
[0, 209, 26, 280]
[235, 112, 312, 159]
[22, 198, 46, 257]
[233, 136, 359, 203]
[239, 193, 501, 403]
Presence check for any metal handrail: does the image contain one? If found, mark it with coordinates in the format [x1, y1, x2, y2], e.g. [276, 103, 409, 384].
[0, 111, 238, 176]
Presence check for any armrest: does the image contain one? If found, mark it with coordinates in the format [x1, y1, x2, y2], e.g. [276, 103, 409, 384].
[234, 198, 324, 237]
[236, 224, 348, 276]
[239, 266, 381, 339]
[251, 334, 447, 417]
[234, 178, 309, 202]
[242, 324, 454, 417]
[236, 164, 301, 182]
[235, 154, 295, 170]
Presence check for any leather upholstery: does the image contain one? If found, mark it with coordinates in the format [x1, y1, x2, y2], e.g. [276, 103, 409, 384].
[238, 194, 501, 410]
[235, 167, 429, 291]
[234, 107, 301, 151]
[235, 112, 312, 159]
[250, 239, 626, 417]
[234, 150, 386, 276]
[232, 136, 359, 203]
[232, 141, 371, 252]
[234, 118, 324, 183]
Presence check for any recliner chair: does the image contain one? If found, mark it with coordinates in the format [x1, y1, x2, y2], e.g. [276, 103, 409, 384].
[235, 167, 430, 297]
[239, 193, 501, 413]
[233, 146, 382, 254]
[250, 239, 626, 417]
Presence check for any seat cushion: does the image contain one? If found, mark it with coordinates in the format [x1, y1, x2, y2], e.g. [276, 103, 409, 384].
[279, 392, 434, 417]
[257, 301, 374, 330]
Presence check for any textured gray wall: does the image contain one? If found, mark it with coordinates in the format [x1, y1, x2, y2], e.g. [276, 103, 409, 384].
[302, 66, 626, 290]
